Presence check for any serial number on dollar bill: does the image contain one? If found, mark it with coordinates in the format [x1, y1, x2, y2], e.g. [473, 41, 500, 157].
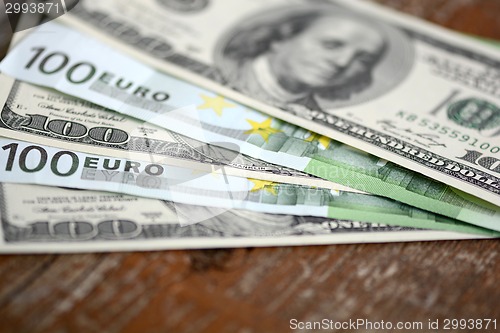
[396, 111, 500, 154]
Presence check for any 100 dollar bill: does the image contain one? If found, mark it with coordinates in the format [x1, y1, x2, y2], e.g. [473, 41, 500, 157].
[0, 75, 355, 191]
[0, 183, 488, 253]
[2, 23, 499, 232]
[0, 138, 496, 235]
[57, 0, 500, 205]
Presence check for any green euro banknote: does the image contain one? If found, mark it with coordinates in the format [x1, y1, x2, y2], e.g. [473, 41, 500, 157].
[0, 183, 489, 253]
[0, 137, 497, 236]
[1, 22, 499, 232]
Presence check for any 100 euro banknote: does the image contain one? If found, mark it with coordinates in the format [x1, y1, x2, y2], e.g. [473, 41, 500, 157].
[0, 137, 496, 236]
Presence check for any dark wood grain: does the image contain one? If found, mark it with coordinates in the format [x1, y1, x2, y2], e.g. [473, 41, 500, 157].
[0, 1, 499, 332]
[372, 0, 500, 39]
[0, 241, 498, 332]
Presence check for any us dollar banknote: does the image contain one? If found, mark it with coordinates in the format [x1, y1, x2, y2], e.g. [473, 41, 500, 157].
[0, 137, 497, 235]
[0, 75, 355, 192]
[55, 0, 500, 205]
[2, 23, 499, 231]
[0, 183, 489, 253]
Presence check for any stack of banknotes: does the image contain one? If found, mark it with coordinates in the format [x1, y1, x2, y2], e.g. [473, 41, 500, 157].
[0, 0, 499, 252]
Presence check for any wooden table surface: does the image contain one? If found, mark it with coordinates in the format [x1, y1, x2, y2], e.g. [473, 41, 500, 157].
[0, 1, 499, 332]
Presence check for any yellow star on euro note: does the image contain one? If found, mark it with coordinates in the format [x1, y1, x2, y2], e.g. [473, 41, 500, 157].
[244, 118, 281, 142]
[305, 132, 331, 148]
[248, 178, 278, 195]
[197, 94, 235, 116]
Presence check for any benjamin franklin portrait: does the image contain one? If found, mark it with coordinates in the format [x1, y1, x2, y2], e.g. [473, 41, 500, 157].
[215, 4, 414, 116]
